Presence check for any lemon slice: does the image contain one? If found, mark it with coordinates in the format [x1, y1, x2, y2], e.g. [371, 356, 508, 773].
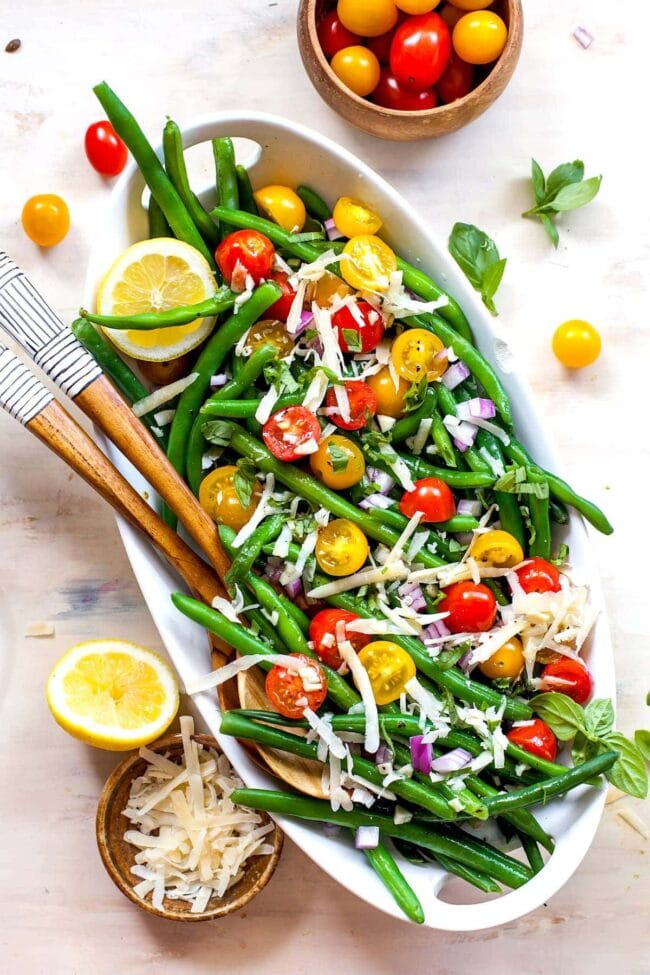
[97, 237, 216, 361]
[46, 639, 179, 750]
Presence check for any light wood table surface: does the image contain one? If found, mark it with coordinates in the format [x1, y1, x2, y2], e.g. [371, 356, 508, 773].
[0, 2, 647, 972]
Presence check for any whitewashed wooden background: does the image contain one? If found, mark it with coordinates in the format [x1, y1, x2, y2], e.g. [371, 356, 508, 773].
[0, 1, 648, 972]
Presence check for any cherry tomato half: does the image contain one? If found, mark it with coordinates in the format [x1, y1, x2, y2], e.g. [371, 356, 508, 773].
[452, 11, 507, 65]
[478, 637, 524, 680]
[399, 477, 455, 523]
[366, 367, 411, 418]
[265, 653, 327, 719]
[309, 270, 353, 307]
[216, 229, 275, 286]
[470, 529, 524, 568]
[341, 235, 397, 291]
[331, 46, 381, 97]
[325, 379, 378, 431]
[390, 12, 451, 90]
[541, 659, 593, 705]
[516, 557, 562, 595]
[84, 121, 128, 176]
[253, 185, 306, 234]
[315, 519, 369, 576]
[309, 608, 371, 669]
[359, 641, 417, 705]
[21, 194, 70, 247]
[263, 406, 321, 462]
[333, 300, 385, 354]
[391, 327, 447, 382]
[436, 52, 474, 103]
[337, 0, 399, 37]
[245, 318, 294, 357]
[552, 319, 601, 369]
[310, 435, 366, 489]
[266, 271, 296, 322]
[333, 196, 383, 238]
[373, 70, 438, 110]
[317, 9, 361, 58]
[507, 719, 557, 763]
[438, 581, 497, 633]
[199, 465, 261, 531]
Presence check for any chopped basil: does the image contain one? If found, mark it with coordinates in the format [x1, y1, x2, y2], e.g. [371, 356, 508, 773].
[327, 441, 350, 474]
[341, 328, 363, 352]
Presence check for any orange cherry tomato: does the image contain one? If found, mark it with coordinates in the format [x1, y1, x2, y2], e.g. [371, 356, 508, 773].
[331, 46, 381, 97]
[21, 194, 70, 247]
[552, 320, 601, 369]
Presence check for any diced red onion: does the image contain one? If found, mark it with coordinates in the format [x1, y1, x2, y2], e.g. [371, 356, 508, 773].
[354, 825, 379, 849]
[293, 309, 314, 338]
[457, 499, 482, 517]
[306, 334, 324, 355]
[456, 398, 496, 421]
[424, 619, 450, 640]
[324, 218, 344, 242]
[359, 493, 394, 511]
[209, 373, 228, 388]
[441, 361, 470, 390]
[367, 468, 395, 495]
[375, 744, 392, 765]
[409, 735, 433, 773]
[284, 576, 303, 599]
[398, 580, 426, 612]
[452, 420, 478, 450]
[430, 748, 472, 773]
[573, 25, 593, 48]
[264, 556, 284, 583]
[458, 649, 477, 674]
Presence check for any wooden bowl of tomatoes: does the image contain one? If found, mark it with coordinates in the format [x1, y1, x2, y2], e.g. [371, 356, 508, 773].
[297, 0, 523, 141]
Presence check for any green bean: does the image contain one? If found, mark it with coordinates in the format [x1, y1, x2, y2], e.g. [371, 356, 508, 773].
[389, 389, 436, 444]
[70, 318, 167, 448]
[485, 751, 618, 815]
[430, 851, 501, 894]
[199, 394, 304, 418]
[235, 165, 259, 215]
[437, 515, 479, 533]
[296, 185, 332, 222]
[362, 507, 457, 563]
[211, 206, 322, 263]
[424, 384, 494, 477]
[549, 499, 569, 526]
[465, 776, 554, 853]
[163, 120, 220, 248]
[246, 606, 292, 655]
[93, 82, 214, 267]
[162, 282, 281, 527]
[526, 465, 552, 559]
[213, 138, 239, 240]
[276, 591, 310, 635]
[495, 491, 526, 551]
[363, 842, 425, 923]
[361, 436, 494, 489]
[391, 742, 487, 821]
[79, 290, 236, 330]
[148, 196, 170, 238]
[518, 831, 545, 874]
[224, 514, 284, 591]
[231, 788, 534, 888]
[482, 578, 510, 608]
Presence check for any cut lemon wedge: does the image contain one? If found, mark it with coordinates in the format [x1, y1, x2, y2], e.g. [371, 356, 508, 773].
[46, 639, 179, 750]
[97, 237, 217, 361]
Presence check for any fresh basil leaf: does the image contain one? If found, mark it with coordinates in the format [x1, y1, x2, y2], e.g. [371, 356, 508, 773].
[448, 222, 506, 316]
[548, 175, 602, 212]
[572, 731, 599, 767]
[584, 698, 615, 738]
[634, 730, 650, 762]
[327, 441, 350, 474]
[341, 328, 362, 353]
[531, 158, 546, 204]
[544, 159, 584, 200]
[436, 644, 468, 671]
[481, 257, 507, 315]
[201, 419, 232, 447]
[539, 213, 560, 248]
[551, 542, 569, 566]
[530, 692, 587, 740]
[602, 731, 649, 799]
[233, 457, 257, 509]
[264, 360, 299, 393]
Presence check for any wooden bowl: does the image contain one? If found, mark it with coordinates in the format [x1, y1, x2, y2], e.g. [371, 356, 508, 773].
[96, 732, 283, 921]
[297, 0, 523, 141]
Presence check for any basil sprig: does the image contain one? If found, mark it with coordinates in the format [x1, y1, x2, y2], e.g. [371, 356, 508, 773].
[448, 222, 506, 316]
[522, 158, 602, 247]
[530, 692, 648, 799]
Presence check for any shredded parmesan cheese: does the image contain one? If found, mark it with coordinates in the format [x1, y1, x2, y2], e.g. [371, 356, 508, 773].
[132, 372, 198, 418]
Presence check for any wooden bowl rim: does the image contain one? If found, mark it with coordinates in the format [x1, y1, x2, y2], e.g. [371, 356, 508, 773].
[95, 731, 283, 921]
[300, 0, 523, 120]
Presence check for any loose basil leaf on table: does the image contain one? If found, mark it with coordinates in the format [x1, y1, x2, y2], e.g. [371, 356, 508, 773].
[448, 222, 507, 316]
[522, 157, 602, 247]
[634, 730, 650, 762]
[600, 732, 648, 799]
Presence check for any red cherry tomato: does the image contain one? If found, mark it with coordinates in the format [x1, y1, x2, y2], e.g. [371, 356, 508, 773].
[266, 270, 296, 322]
[541, 659, 593, 705]
[436, 52, 474, 102]
[507, 719, 558, 763]
[215, 229, 275, 286]
[438, 581, 497, 633]
[390, 12, 452, 91]
[332, 300, 385, 354]
[265, 653, 327, 719]
[372, 69, 438, 109]
[325, 379, 378, 431]
[399, 477, 455, 523]
[309, 608, 371, 669]
[317, 10, 361, 58]
[368, 29, 397, 65]
[516, 557, 562, 595]
[262, 406, 321, 462]
[84, 121, 128, 177]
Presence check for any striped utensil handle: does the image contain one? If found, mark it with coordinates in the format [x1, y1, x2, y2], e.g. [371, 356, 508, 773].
[0, 344, 53, 424]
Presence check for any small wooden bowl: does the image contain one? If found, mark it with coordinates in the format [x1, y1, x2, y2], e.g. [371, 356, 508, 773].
[96, 732, 283, 921]
[297, 0, 523, 141]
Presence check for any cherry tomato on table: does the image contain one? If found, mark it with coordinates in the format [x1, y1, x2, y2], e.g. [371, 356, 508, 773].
[452, 11, 507, 65]
[507, 718, 557, 763]
[391, 327, 447, 382]
[325, 379, 378, 431]
[333, 196, 383, 238]
[366, 367, 411, 418]
[265, 653, 327, 719]
[515, 557, 562, 594]
[552, 320, 601, 369]
[359, 641, 417, 705]
[266, 271, 296, 322]
[263, 405, 321, 462]
[541, 658, 593, 704]
[399, 476, 455, 523]
[85, 121, 128, 176]
[436, 52, 474, 103]
[337, 0, 399, 37]
[199, 465, 261, 531]
[341, 235, 397, 291]
[390, 12, 451, 90]
[317, 9, 361, 58]
[315, 518, 369, 576]
[310, 434, 366, 489]
[216, 229, 275, 285]
[253, 185, 306, 234]
[438, 581, 497, 633]
[309, 608, 371, 669]
[373, 70, 438, 110]
[470, 529, 524, 568]
[21, 194, 70, 247]
[333, 300, 385, 354]
[478, 637, 524, 680]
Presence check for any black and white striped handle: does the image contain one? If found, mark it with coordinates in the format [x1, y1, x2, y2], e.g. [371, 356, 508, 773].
[0, 252, 101, 399]
[0, 344, 53, 425]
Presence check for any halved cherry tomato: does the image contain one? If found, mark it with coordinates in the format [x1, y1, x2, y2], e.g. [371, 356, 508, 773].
[366, 367, 411, 418]
[516, 557, 562, 595]
[84, 121, 128, 176]
[541, 659, 593, 705]
[254, 185, 306, 234]
[199, 465, 261, 531]
[337, 0, 399, 37]
[315, 519, 369, 576]
[391, 328, 447, 382]
[309, 270, 353, 307]
[479, 637, 524, 680]
[552, 320, 601, 369]
[507, 719, 557, 763]
[452, 11, 507, 65]
[390, 12, 451, 90]
[399, 477, 455, 523]
[359, 641, 416, 705]
[325, 379, 377, 431]
[21, 194, 70, 247]
[216, 229, 275, 285]
[331, 46, 381, 98]
[262, 406, 321, 461]
[471, 529, 524, 568]
[266, 271, 296, 322]
[317, 9, 361, 58]
[310, 435, 366, 489]
[246, 318, 294, 356]
[372, 70, 438, 110]
[341, 235, 397, 291]
[333, 300, 385, 354]
[309, 608, 371, 669]
[438, 581, 497, 633]
[265, 653, 327, 719]
[436, 52, 474, 103]
[333, 197, 383, 238]
[367, 29, 398, 66]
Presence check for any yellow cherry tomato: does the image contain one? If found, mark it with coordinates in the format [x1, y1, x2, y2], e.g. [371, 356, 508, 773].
[331, 46, 381, 97]
[315, 518, 369, 577]
[310, 435, 366, 490]
[366, 367, 411, 418]
[552, 320, 601, 369]
[246, 318, 295, 357]
[391, 328, 447, 383]
[470, 529, 524, 568]
[453, 11, 508, 64]
[395, 0, 440, 13]
[341, 235, 397, 291]
[359, 641, 417, 705]
[478, 637, 525, 680]
[253, 184, 306, 234]
[308, 270, 353, 307]
[199, 465, 261, 531]
[337, 0, 398, 37]
[333, 197, 383, 238]
[21, 194, 70, 247]
[449, 0, 492, 9]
